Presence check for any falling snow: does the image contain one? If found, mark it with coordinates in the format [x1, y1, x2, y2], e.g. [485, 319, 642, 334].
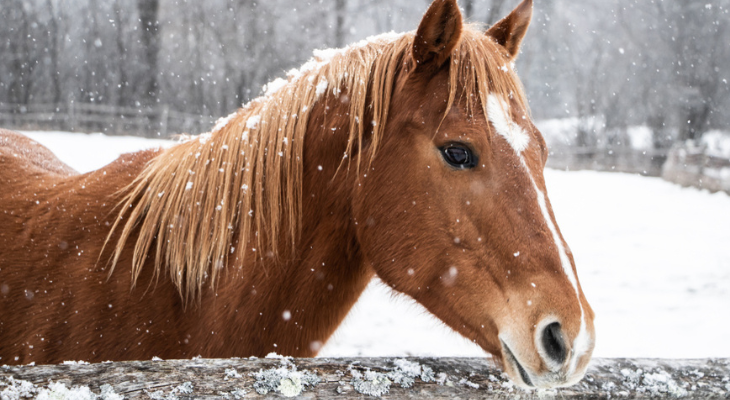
[19, 129, 730, 361]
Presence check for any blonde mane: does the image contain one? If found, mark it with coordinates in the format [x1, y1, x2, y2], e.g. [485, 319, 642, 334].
[107, 25, 528, 302]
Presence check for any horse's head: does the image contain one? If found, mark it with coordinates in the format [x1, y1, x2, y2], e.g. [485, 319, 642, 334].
[352, 0, 595, 389]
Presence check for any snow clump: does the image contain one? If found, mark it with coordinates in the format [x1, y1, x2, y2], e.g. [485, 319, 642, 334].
[245, 115, 261, 130]
[458, 377, 479, 389]
[252, 363, 320, 397]
[315, 77, 329, 98]
[0, 378, 123, 400]
[212, 111, 238, 133]
[350, 368, 392, 397]
[62, 360, 89, 365]
[388, 358, 434, 388]
[35, 382, 98, 400]
[145, 381, 193, 400]
[197, 132, 212, 145]
[264, 31, 404, 99]
[348, 359, 435, 397]
[216, 389, 247, 399]
[0, 377, 36, 400]
[620, 368, 688, 397]
[263, 78, 288, 97]
[224, 368, 242, 380]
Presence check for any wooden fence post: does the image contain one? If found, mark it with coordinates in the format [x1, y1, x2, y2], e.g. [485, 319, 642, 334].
[67, 100, 76, 132]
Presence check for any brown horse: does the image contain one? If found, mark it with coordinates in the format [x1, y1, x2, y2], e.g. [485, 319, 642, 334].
[0, 0, 594, 389]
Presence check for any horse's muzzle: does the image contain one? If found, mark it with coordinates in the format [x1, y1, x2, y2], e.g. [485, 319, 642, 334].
[499, 323, 593, 389]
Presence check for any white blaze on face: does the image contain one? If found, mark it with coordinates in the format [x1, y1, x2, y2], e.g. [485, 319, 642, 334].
[487, 95, 530, 154]
[487, 94, 590, 375]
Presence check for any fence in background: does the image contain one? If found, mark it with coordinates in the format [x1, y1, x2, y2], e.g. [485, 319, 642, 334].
[662, 144, 730, 194]
[544, 144, 730, 195]
[547, 147, 669, 177]
[0, 102, 217, 138]
[548, 146, 730, 195]
[2, 103, 729, 195]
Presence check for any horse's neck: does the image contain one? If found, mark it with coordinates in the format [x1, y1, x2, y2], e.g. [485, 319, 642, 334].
[206, 91, 375, 356]
[211, 215, 372, 356]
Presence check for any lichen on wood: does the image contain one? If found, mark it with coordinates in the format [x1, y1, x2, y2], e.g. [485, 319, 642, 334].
[1, 357, 729, 399]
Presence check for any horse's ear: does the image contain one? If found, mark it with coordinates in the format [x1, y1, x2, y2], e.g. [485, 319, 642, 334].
[486, 0, 533, 60]
[412, 0, 463, 69]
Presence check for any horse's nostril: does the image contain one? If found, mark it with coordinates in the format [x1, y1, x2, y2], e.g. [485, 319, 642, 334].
[542, 322, 567, 364]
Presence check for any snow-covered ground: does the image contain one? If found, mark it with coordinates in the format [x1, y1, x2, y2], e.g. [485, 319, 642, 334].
[22, 131, 173, 173]
[20, 131, 730, 359]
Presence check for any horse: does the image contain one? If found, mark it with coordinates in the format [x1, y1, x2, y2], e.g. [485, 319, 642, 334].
[0, 0, 594, 389]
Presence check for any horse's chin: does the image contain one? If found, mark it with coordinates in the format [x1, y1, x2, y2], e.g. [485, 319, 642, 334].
[499, 340, 535, 389]
[496, 340, 590, 390]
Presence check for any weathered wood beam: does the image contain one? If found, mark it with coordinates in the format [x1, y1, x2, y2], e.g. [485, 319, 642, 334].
[1, 357, 729, 399]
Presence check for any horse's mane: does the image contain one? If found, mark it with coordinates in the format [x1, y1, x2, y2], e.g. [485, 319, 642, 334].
[106, 25, 528, 302]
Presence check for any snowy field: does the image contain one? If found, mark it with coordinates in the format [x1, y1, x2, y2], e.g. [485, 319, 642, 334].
[21, 131, 730, 359]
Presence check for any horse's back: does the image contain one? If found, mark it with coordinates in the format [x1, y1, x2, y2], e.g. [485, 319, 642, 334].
[0, 131, 169, 364]
[0, 129, 78, 177]
[0, 129, 73, 248]
[0, 129, 78, 285]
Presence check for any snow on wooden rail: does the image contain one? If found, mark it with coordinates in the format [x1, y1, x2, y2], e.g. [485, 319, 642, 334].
[1, 357, 729, 399]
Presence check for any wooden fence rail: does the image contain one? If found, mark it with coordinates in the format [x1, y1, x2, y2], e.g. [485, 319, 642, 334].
[546, 146, 669, 177]
[1, 357, 729, 399]
[662, 144, 730, 194]
[0, 102, 217, 138]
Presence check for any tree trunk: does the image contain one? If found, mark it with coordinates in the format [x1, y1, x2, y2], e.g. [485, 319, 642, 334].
[45, 0, 62, 105]
[113, 0, 129, 108]
[137, 0, 160, 106]
[82, 0, 100, 105]
[1, 358, 728, 399]
[334, 0, 347, 48]
[6, 0, 33, 105]
[463, 0, 474, 19]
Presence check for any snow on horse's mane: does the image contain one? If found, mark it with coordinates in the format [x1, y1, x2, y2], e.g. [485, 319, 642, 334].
[106, 26, 528, 302]
[205, 31, 406, 137]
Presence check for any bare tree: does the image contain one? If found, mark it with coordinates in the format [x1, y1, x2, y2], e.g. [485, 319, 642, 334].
[137, 0, 160, 106]
[335, 0, 347, 47]
[463, 0, 474, 19]
[3, 0, 37, 105]
[0, 0, 727, 145]
[45, 0, 63, 104]
[111, 0, 129, 107]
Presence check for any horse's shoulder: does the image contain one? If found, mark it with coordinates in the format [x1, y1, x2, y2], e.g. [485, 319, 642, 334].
[0, 129, 78, 176]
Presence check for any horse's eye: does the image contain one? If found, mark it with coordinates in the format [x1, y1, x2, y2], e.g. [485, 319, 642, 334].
[440, 144, 477, 169]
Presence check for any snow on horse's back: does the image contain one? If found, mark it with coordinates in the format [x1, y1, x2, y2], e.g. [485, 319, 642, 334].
[0, 0, 593, 389]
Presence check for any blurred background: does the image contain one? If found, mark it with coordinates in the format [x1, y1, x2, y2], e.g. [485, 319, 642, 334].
[1, 0, 729, 190]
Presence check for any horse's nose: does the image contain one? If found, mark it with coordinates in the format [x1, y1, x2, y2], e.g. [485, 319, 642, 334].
[540, 322, 567, 365]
